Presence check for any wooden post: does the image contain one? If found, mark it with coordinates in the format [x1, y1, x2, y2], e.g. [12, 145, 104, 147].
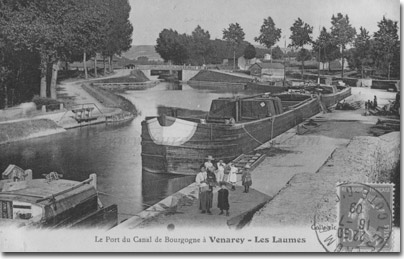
[50, 61, 60, 99]
[89, 173, 97, 189]
[94, 55, 98, 77]
[83, 52, 88, 79]
[235, 99, 239, 122]
[40, 75, 47, 97]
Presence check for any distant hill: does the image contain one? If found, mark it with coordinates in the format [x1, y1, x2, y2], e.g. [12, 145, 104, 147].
[122, 45, 163, 61]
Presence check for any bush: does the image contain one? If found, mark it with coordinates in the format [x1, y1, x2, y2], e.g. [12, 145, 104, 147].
[32, 95, 61, 111]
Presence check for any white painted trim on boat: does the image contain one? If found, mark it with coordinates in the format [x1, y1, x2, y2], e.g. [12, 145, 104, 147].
[147, 117, 198, 146]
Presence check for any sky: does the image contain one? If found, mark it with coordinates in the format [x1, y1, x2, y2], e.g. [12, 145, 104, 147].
[128, 0, 400, 47]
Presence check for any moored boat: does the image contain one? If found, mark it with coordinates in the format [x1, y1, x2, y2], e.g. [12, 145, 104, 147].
[0, 165, 118, 229]
[141, 86, 351, 175]
[245, 81, 289, 93]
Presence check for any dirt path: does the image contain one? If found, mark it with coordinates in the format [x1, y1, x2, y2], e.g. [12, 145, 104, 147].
[57, 69, 132, 109]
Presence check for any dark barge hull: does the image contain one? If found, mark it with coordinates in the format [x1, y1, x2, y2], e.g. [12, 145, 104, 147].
[141, 88, 351, 175]
[245, 82, 288, 93]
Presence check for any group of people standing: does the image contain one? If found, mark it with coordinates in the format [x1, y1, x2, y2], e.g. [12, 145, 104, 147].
[195, 155, 253, 216]
[365, 95, 378, 110]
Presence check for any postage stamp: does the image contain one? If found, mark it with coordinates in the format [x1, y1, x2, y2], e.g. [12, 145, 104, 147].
[335, 182, 394, 252]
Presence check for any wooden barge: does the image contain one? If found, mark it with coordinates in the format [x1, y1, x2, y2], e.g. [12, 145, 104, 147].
[244, 81, 289, 93]
[141, 86, 351, 175]
[0, 165, 117, 229]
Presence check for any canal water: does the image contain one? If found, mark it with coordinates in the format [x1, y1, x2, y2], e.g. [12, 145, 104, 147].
[0, 82, 247, 222]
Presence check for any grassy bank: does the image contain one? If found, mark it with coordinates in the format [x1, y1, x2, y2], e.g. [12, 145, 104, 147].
[0, 119, 64, 145]
[81, 84, 138, 115]
[190, 70, 252, 83]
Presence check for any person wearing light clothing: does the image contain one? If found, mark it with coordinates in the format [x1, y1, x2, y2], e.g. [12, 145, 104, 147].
[215, 160, 226, 183]
[228, 162, 238, 191]
[195, 165, 212, 214]
[204, 155, 214, 170]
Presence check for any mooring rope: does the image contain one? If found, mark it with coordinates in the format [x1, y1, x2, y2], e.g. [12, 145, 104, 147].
[242, 125, 264, 145]
[242, 116, 276, 147]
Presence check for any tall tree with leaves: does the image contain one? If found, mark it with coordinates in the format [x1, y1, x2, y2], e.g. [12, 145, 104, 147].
[271, 46, 284, 60]
[223, 23, 245, 70]
[243, 43, 256, 68]
[373, 16, 399, 80]
[351, 27, 373, 78]
[254, 17, 282, 62]
[289, 18, 313, 77]
[191, 25, 211, 65]
[244, 44, 256, 59]
[99, 0, 133, 73]
[330, 13, 356, 78]
[313, 27, 339, 72]
[155, 29, 189, 65]
[1, 0, 81, 98]
[296, 48, 312, 77]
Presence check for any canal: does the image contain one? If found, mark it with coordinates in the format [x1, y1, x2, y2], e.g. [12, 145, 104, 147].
[0, 81, 247, 222]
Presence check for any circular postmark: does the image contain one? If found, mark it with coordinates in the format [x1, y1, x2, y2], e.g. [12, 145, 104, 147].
[313, 182, 393, 252]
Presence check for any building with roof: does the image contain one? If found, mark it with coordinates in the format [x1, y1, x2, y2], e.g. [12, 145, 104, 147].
[249, 62, 285, 80]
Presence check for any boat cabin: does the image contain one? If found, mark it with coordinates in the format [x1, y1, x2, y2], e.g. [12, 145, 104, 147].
[207, 95, 283, 123]
[0, 174, 101, 228]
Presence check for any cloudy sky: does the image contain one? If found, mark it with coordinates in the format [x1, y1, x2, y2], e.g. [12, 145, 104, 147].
[128, 0, 400, 46]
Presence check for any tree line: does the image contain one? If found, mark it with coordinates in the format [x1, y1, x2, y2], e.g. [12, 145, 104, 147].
[155, 13, 400, 80]
[0, 0, 133, 108]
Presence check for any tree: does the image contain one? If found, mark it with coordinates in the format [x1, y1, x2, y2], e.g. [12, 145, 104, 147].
[1, 0, 82, 98]
[313, 27, 339, 72]
[373, 16, 399, 80]
[191, 25, 211, 65]
[244, 44, 256, 59]
[351, 27, 373, 78]
[223, 23, 245, 70]
[155, 29, 189, 65]
[271, 46, 284, 60]
[296, 49, 312, 79]
[0, 0, 133, 107]
[99, 0, 133, 73]
[330, 13, 356, 78]
[254, 17, 282, 62]
[289, 18, 313, 77]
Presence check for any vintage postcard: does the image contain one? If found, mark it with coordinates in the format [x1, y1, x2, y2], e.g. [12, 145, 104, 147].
[0, 0, 400, 253]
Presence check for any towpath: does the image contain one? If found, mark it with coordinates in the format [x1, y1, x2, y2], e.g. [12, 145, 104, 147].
[57, 68, 131, 108]
[135, 185, 270, 230]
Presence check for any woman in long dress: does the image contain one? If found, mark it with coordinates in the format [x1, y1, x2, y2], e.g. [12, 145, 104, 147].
[195, 166, 212, 214]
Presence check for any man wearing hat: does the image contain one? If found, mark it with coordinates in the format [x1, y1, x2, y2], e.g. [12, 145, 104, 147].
[242, 164, 252, 193]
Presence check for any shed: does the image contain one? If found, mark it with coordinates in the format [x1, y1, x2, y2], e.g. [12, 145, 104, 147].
[249, 63, 284, 79]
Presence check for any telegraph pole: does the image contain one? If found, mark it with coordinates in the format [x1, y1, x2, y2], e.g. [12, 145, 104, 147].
[317, 26, 321, 84]
[283, 36, 286, 86]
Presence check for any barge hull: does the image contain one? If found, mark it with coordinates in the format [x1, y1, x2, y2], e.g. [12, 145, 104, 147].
[141, 88, 351, 175]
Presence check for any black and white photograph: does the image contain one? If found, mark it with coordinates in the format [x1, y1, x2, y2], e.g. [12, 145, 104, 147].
[0, 0, 400, 253]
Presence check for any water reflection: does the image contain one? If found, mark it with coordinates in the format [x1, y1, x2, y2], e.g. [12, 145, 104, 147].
[0, 81, 255, 222]
[141, 170, 194, 207]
